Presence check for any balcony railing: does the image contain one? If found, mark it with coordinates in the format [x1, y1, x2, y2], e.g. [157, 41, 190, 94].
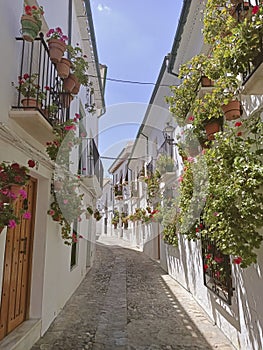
[81, 138, 104, 189]
[12, 33, 71, 125]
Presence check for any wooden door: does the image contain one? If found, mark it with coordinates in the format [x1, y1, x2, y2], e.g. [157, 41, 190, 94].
[0, 177, 37, 340]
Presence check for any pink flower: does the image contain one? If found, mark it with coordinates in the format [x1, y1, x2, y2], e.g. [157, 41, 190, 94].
[213, 212, 219, 217]
[204, 264, 209, 271]
[234, 121, 242, 127]
[46, 28, 54, 37]
[206, 254, 211, 259]
[55, 27, 62, 34]
[75, 113, 80, 119]
[64, 125, 76, 131]
[9, 192, 17, 200]
[23, 211, 31, 219]
[81, 132, 87, 137]
[63, 199, 68, 204]
[48, 209, 55, 216]
[188, 115, 194, 122]
[178, 175, 183, 183]
[8, 220, 17, 228]
[252, 5, 259, 15]
[215, 271, 220, 278]
[187, 157, 194, 163]
[19, 189, 27, 199]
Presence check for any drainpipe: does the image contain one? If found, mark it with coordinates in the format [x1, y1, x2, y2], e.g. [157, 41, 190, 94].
[140, 132, 149, 162]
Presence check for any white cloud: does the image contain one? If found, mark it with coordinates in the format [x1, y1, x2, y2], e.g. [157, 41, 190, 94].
[97, 3, 111, 13]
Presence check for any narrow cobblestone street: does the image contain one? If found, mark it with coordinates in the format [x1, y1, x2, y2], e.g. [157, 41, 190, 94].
[31, 235, 235, 350]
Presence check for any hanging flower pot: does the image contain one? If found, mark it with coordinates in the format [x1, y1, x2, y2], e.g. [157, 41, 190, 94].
[201, 76, 214, 87]
[204, 119, 221, 141]
[222, 100, 242, 121]
[59, 93, 74, 108]
[20, 14, 40, 42]
[63, 74, 77, 92]
[47, 38, 67, 64]
[56, 58, 72, 79]
[71, 79, 81, 95]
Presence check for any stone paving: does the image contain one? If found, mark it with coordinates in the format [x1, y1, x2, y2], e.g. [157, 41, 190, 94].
[31, 235, 236, 350]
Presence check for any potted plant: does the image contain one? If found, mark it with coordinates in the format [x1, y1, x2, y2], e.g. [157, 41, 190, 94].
[156, 154, 175, 174]
[56, 57, 72, 79]
[0, 160, 35, 232]
[86, 206, 93, 219]
[21, 4, 44, 42]
[93, 209, 102, 221]
[15, 73, 46, 108]
[112, 210, 120, 228]
[114, 184, 123, 199]
[0, 161, 33, 200]
[46, 27, 68, 63]
[48, 174, 85, 245]
[66, 44, 89, 91]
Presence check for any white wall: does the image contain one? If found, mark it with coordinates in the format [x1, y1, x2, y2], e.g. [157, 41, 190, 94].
[160, 235, 263, 350]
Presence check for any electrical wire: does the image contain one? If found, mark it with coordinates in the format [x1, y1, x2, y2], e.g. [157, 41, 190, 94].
[88, 74, 179, 87]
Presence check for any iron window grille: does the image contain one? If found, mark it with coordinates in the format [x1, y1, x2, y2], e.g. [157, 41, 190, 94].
[201, 234, 234, 305]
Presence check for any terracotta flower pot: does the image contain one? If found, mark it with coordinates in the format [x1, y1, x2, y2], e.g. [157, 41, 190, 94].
[21, 98, 41, 109]
[71, 79, 81, 95]
[222, 100, 241, 121]
[63, 74, 77, 93]
[48, 38, 66, 64]
[204, 119, 221, 141]
[56, 58, 72, 79]
[21, 15, 40, 42]
[201, 76, 214, 87]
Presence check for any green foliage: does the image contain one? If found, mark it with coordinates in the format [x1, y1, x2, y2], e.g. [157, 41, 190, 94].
[144, 170, 161, 204]
[45, 117, 81, 164]
[156, 154, 174, 174]
[159, 199, 179, 247]
[202, 117, 263, 267]
[48, 175, 84, 245]
[67, 44, 89, 86]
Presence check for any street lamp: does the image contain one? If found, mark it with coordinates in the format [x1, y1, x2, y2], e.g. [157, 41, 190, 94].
[163, 122, 175, 145]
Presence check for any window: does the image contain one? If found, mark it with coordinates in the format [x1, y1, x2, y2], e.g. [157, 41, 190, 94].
[202, 235, 233, 305]
[70, 220, 79, 269]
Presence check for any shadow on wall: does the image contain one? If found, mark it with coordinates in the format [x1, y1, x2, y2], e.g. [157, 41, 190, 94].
[235, 243, 263, 350]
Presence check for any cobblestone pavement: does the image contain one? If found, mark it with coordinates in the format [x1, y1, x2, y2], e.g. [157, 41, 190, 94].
[31, 235, 235, 350]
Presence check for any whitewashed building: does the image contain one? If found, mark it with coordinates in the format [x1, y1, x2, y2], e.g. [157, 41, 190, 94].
[0, 0, 105, 348]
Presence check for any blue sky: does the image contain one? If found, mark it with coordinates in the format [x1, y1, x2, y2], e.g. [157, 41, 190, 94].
[90, 0, 183, 173]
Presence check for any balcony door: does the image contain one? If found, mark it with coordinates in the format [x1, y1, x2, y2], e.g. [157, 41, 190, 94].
[0, 178, 37, 340]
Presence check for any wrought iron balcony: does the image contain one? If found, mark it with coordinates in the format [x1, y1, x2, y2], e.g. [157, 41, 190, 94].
[9, 33, 71, 144]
